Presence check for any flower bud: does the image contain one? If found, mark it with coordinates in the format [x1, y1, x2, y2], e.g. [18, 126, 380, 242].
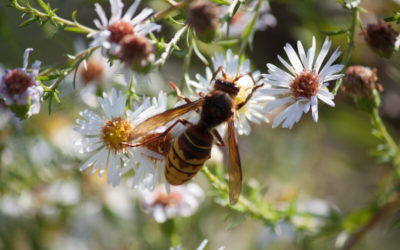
[186, 0, 219, 42]
[362, 20, 399, 58]
[342, 65, 382, 111]
[341, 65, 382, 98]
[117, 34, 155, 70]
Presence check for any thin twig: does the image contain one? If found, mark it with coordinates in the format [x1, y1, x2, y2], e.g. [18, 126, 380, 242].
[341, 191, 400, 250]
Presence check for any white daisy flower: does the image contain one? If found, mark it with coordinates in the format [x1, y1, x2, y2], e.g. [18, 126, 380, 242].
[188, 49, 270, 135]
[261, 37, 344, 129]
[91, 0, 161, 55]
[75, 89, 168, 188]
[75, 89, 132, 186]
[141, 183, 204, 223]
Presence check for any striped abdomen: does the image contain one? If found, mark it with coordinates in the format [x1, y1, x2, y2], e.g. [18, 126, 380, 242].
[165, 125, 213, 185]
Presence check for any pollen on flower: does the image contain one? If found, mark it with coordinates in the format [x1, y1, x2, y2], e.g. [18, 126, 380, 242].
[290, 71, 319, 100]
[79, 60, 105, 84]
[107, 20, 134, 43]
[4, 69, 35, 95]
[101, 117, 134, 154]
[235, 88, 250, 113]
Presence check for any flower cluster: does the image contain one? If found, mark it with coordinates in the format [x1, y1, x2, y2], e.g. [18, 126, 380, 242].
[91, 0, 160, 67]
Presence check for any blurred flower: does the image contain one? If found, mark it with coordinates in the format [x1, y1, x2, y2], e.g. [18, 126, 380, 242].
[141, 183, 204, 223]
[75, 47, 125, 108]
[0, 48, 43, 119]
[261, 37, 343, 129]
[341, 65, 382, 98]
[91, 0, 161, 56]
[186, 0, 220, 41]
[362, 19, 399, 58]
[188, 49, 269, 135]
[221, 0, 276, 37]
[170, 239, 224, 250]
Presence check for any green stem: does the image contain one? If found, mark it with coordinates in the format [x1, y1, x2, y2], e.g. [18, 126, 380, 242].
[333, 7, 359, 95]
[11, 0, 96, 34]
[370, 108, 398, 158]
[238, 0, 263, 57]
[202, 167, 277, 225]
[42, 47, 98, 97]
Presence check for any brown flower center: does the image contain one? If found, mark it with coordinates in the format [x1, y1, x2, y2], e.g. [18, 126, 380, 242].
[152, 190, 182, 207]
[79, 60, 105, 84]
[290, 71, 319, 100]
[101, 117, 133, 154]
[4, 69, 35, 95]
[107, 20, 134, 43]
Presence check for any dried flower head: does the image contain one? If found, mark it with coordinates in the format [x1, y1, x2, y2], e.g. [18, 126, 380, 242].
[362, 20, 399, 58]
[0, 48, 43, 119]
[186, 0, 219, 35]
[117, 34, 154, 67]
[341, 65, 382, 98]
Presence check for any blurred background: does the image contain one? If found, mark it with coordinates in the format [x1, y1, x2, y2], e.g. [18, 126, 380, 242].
[1, 0, 400, 249]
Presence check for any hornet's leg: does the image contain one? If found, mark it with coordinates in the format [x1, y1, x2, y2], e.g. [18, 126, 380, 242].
[212, 129, 225, 147]
[210, 66, 227, 84]
[169, 81, 192, 104]
[235, 72, 264, 110]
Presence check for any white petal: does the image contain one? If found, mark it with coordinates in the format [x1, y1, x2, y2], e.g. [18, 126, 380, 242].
[131, 8, 153, 25]
[313, 37, 331, 73]
[23, 48, 33, 70]
[94, 3, 108, 27]
[306, 37, 316, 70]
[135, 23, 161, 35]
[283, 43, 304, 73]
[123, 0, 141, 21]
[311, 96, 318, 122]
[277, 55, 296, 76]
[263, 96, 292, 112]
[110, 0, 124, 24]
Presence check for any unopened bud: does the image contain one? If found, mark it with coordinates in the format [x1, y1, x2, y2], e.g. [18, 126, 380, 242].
[341, 65, 382, 98]
[362, 20, 399, 58]
[186, 0, 219, 41]
[117, 34, 154, 69]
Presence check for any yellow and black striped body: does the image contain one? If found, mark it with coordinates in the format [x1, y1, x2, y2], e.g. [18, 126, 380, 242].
[165, 125, 213, 185]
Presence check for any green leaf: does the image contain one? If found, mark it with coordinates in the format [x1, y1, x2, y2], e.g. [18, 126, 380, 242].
[37, 0, 50, 12]
[215, 39, 240, 46]
[320, 29, 348, 36]
[19, 16, 37, 27]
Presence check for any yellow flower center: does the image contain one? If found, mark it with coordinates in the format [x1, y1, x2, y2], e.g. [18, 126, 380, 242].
[101, 117, 133, 154]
